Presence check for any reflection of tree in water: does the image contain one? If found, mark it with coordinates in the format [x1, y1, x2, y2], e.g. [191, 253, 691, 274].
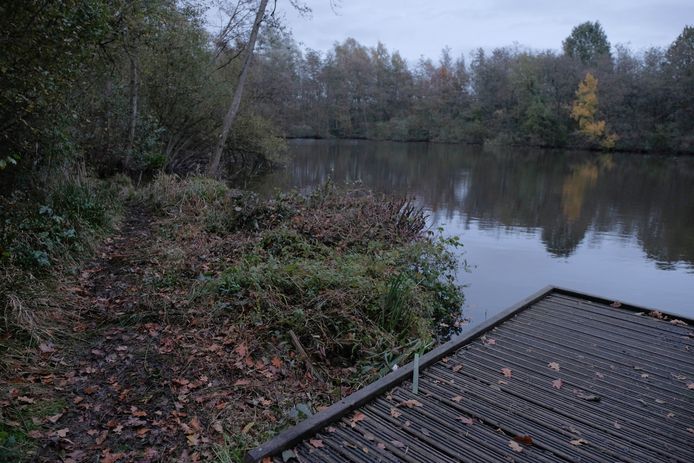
[265, 141, 694, 268]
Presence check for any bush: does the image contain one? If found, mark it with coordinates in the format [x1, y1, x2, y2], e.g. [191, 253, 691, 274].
[173, 182, 466, 380]
[0, 173, 130, 340]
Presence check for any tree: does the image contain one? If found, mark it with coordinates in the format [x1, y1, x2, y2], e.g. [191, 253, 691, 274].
[207, 0, 270, 177]
[664, 25, 694, 145]
[0, 0, 110, 176]
[570, 73, 618, 149]
[562, 21, 611, 65]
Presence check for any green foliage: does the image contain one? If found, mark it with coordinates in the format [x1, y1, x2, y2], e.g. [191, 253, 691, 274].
[0, 0, 111, 169]
[523, 97, 567, 146]
[562, 21, 611, 65]
[207, 230, 463, 366]
[1, 176, 128, 270]
[175, 183, 466, 377]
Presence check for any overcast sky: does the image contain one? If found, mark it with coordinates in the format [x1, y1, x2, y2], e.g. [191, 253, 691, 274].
[272, 0, 692, 63]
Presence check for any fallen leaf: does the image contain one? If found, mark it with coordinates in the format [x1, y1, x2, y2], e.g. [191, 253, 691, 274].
[552, 378, 563, 389]
[131, 407, 147, 417]
[451, 395, 463, 402]
[271, 357, 282, 368]
[309, 439, 324, 448]
[548, 362, 560, 371]
[55, 428, 69, 438]
[671, 319, 688, 326]
[233, 379, 250, 387]
[46, 412, 64, 424]
[648, 310, 664, 319]
[189, 416, 202, 432]
[350, 411, 366, 427]
[186, 433, 200, 446]
[390, 440, 405, 448]
[242, 422, 254, 434]
[39, 342, 56, 354]
[389, 408, 402, 418]
[96, 430, 109, 445]
[457, 416, 474, 425]
[400, 399, 423, 408]
[326, 426, 337, 433]
[84, 385, 99, 395]
[484, 338, 497, 345]
[501, 368, 512, 378]
[452, 364, 463, 372]
[514, 435, 533, 445]
[17, 396, 34, 404]
[101, 450, 126, 463]
[73, 396, 84, 405]
[687, 383, 694, 390]
[508, 440, 523, 452]
[570, 438, 589, 446]
[610, 301, 622, 308]
[377, 442, 386, 450]
[212, 421, 224, 434]
[234, 343, 247, 358]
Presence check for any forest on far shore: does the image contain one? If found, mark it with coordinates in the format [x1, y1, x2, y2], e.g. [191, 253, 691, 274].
[256, 22, 693, 153]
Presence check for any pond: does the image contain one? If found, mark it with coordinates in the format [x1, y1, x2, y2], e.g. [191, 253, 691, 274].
[251, 139, 694, 327]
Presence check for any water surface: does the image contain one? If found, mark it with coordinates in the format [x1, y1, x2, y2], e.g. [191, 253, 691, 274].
[251, 140, 694, 326]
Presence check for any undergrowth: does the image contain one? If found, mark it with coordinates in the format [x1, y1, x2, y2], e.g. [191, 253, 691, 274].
[141, 174, 466, 460]
[0, 173, 132, 342]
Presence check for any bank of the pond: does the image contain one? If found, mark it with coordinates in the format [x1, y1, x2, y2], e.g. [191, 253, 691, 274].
[1, 174, 465, 462]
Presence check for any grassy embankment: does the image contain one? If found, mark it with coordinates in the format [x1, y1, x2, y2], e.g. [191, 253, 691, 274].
[1, 173, 465, 461]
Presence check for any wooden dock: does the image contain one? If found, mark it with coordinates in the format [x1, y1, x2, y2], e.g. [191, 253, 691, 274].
[246, 286, 694, 462]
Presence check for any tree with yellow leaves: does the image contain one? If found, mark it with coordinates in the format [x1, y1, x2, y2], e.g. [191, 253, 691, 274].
[570, 73, 618, 149]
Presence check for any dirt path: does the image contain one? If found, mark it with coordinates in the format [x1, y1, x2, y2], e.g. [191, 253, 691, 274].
[34, 206, 208, 462]
[23, 202, 320, 463]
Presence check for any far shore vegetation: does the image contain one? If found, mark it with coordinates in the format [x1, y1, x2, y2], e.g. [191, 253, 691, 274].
[0, 1, 692, 461]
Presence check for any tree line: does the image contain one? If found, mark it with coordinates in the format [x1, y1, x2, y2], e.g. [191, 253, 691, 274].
[250, 21, 694, 153]
[1, 2, 692, 194]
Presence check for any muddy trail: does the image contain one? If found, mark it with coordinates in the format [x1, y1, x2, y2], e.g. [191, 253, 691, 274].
[29, 207, 182, 461]
[26, 207, 221, 462]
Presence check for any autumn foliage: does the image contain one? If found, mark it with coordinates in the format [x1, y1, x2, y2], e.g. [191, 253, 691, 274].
[571, 73, 619, 150]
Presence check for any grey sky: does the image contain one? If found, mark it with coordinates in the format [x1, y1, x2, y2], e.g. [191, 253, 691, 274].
[275, 0, 693, 62]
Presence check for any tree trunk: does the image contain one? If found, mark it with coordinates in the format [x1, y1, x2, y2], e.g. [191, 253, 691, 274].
[126, 53, 139, 167]
[207, 0, 269, 177]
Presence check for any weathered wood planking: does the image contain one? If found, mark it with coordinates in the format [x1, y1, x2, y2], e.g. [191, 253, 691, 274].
[246, 286, 694, 463]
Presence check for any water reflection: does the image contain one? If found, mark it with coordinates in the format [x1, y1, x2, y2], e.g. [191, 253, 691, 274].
[251, 139, 694, 321]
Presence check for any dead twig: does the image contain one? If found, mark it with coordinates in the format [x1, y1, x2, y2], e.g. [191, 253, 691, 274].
[289, 329, 324, 383]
